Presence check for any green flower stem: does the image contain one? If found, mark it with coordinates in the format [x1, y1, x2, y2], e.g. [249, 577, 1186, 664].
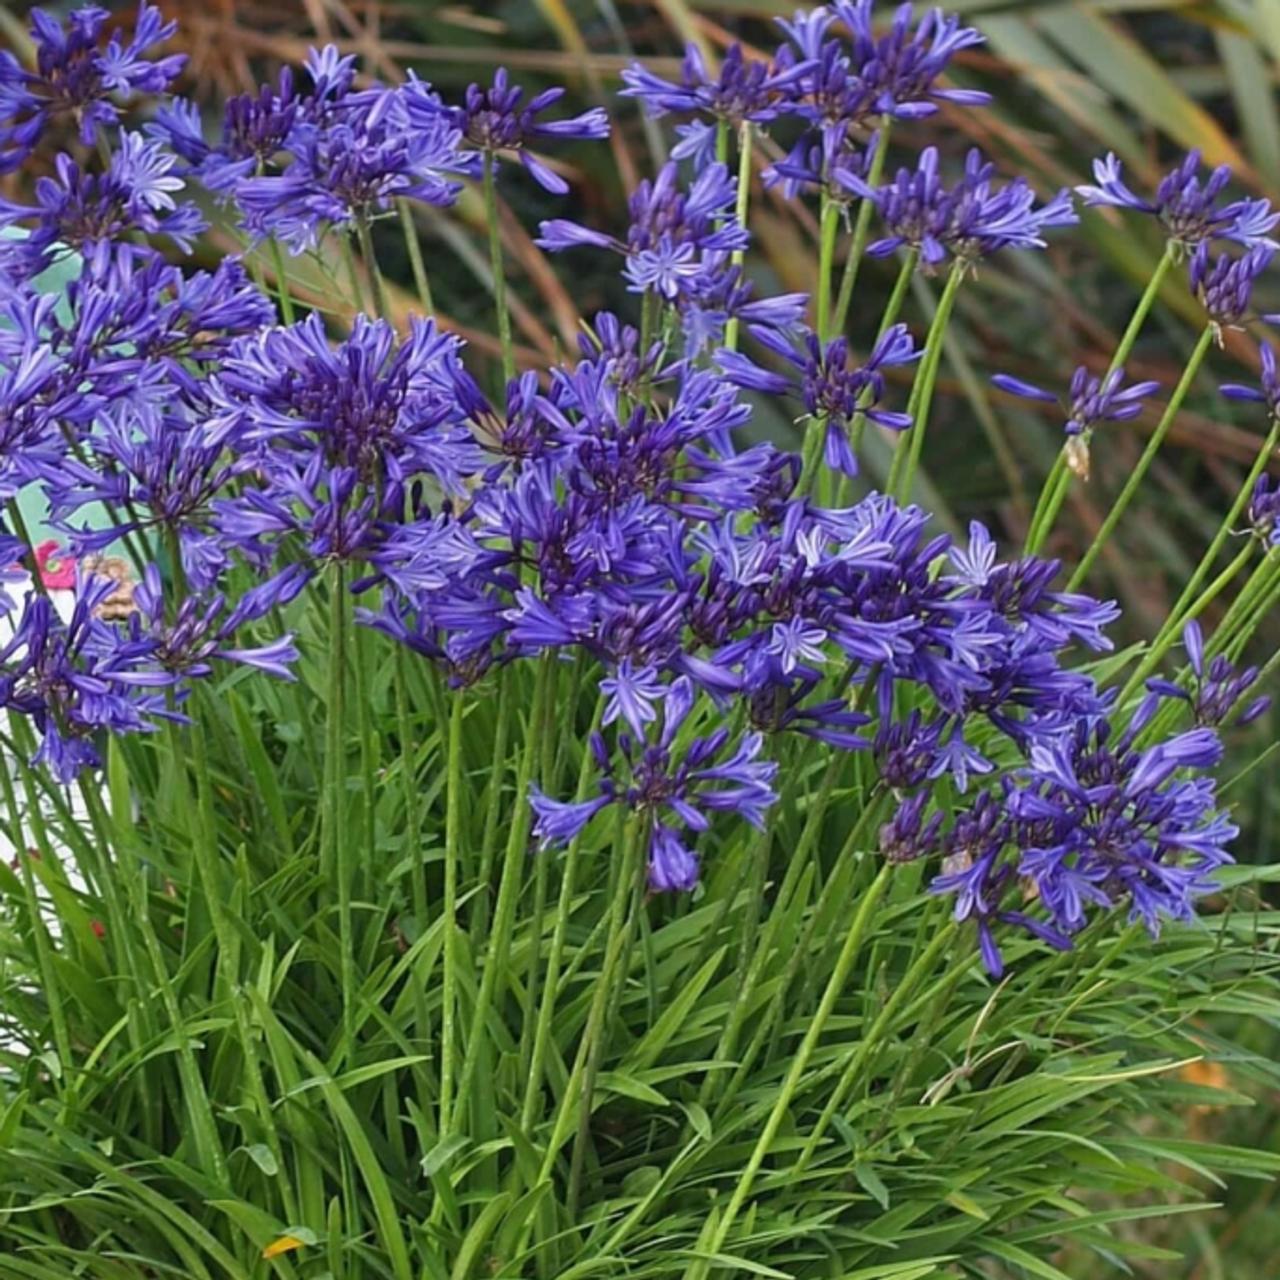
[685, 864, 893, 1280]
[1027, 241, 1178, 555]
[720, 792, 889, 1107]
[796, 410, 829, 498]
[320, 563, 357, 1058]
[1023, 454, 1070, 555]
[341, 235, 366, 315]
[831, 119, 891, 337]
[472, 665, 516, 940]
[887, 261, 964, 504]
[449, 653, 554, 1134]
[1117, 540, 1255, 705]
[1157, 418, 1279, 633]
[268, 237, 296, 324]
[697, 749, 847, 1111]
[0, 751, 72, 1091]
[483, 152, 516, 384]
[533, 815, 645, 1187]
[723, 122, 754, 353]
[355, 215, 389, 324]
[352, 619, 379, 909]
[828, 245, 921, 508]
[393, 646, 432, 1074]
[518, 659, 569, 1079]
[1208, 547, 1280, 653]
[567, 813, 648, 1217]
[439, 685, 466, 1134]
[816, 191, 841, 344]
[847, 247, 918, 456]
[1066, 323, 1215, 592]
[1217, 547, 1280, 659]
[398, 197, 435, 315]
[6, 503, 51, 598]
[520, 697, 607, 1132]
[793, 916, 958, 1176]
[77, 776, 229, 1184]
[639, 288, 660, 358]
[163, 532, 239, 1002]
[1131, 545, 1280, 749]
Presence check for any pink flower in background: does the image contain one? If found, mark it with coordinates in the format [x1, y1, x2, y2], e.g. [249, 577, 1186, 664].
[35, 540, 76, 589]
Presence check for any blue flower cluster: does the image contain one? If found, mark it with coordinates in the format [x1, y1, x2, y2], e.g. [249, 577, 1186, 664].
[0, 2, 1262, 970]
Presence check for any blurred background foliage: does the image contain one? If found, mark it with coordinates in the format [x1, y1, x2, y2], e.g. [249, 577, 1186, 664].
[1, 0, 1279, 1275]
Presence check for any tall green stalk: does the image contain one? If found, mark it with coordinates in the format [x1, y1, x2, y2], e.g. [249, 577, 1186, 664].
[886, 261, 964, 503]
[816, 192, 842, 344]
[1139, 416, 1280, 654]
[831, 119, 891, 337]
[439, 686, 466, 1134]
[723, 122, 754, 353]
[483, 153, 516, 383]
[448, 654, 553, 1134]
[528, 815, 644, 1196]
[566, 814, 647, 1216]
[356, 215, 389, 325]
[684, 865, 893, 1280]
[320, 563, 356, 1057]
[520, 697, 607, 1132]
[397, 197, 434, 315]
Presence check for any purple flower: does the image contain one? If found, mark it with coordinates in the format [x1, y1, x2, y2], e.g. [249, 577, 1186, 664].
[1221, 342, 1280, 420]
[600, 658, 665, 736]
[1145, 619, 1271, 728]
[129, 562, 305, 681]
[451, 68, 608, 193]
[764, 128, 879, 202]
[0, 339, 73, 499]
[150, 71, 302, 194]
[992, 365, 1159, 438]
[829, 1, 990, 120]
[0, 570, 178, 781]
[0, 131, 205, 279]
[0, 3, 185, 172]
[991, 364, 1160, 477]
[1077, 150, 1279, 250]
[717, 324, 918, 475]
[844, 146, 1076, 267]
[210, 314, 482, 492]
[880, 792, 943, 863]
[1189, 243, 1275, 329]
[538, 161, 748, 300]
[530, 676, 778, 890]
[1248, 473, 1280, 545]
[236, 80, 474, 251]
[622, 42, 808, 129]
[773, 1, 988, 132]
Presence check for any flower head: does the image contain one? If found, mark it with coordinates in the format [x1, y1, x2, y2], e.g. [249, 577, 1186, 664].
[538, 161, 748, 301]
[1077, 150, 1279, 250]
[845, 146, 1076, 267]
[451, 68, 608, 193]
[717, 324, 918, 475]
[1189, 242, 1275, 330]
[1221, 342, 1280, 420]
[622, 42, 807, 131]
[236, 80, 474, 251]
[0, 3, 185, 172]
[0, 131, 205, 279]
[531, 676, 778, 890]
[991, 364, 1160, 478]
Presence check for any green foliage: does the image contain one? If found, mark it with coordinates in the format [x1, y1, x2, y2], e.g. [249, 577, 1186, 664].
[0, 622, 1277, 1277]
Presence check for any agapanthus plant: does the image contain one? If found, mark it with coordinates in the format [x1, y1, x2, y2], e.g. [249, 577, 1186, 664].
[0, 6, 1275, 1280]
